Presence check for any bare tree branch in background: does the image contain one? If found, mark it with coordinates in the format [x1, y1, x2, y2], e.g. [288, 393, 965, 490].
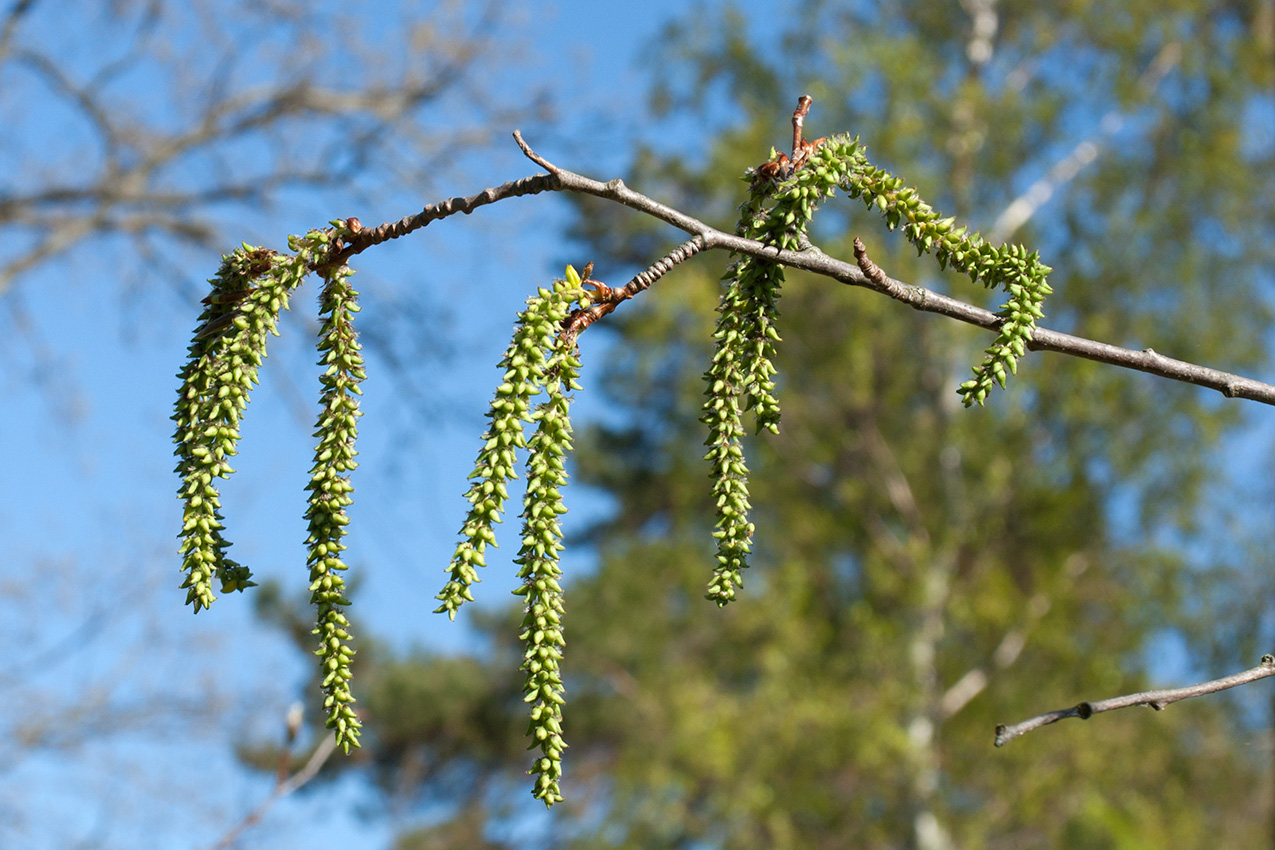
[0, 0, 535, 297]
[939, 553, 1092, 721]
[0, 0, 39, 64]
[995, 655, 1275, 746]
[202, 704, 340, 850]
[989, 42, 1182, 243]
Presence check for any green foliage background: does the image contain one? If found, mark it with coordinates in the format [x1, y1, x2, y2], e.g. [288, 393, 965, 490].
[256, 1, 1275, 846]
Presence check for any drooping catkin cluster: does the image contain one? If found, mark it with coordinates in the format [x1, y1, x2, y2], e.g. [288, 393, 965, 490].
[434, 269, 587, 806]
[304, 262, 365, 752]
[805, 136, 1053, 406]
[434, 272, 587, 619]
[174, 239, 313, 610]
[514, 318, 581, 807]
[174, 222, 366, 753]
[171, 111, 1054, 802]
[702, 152, 837, 605]
[700, 135, 1053, 602]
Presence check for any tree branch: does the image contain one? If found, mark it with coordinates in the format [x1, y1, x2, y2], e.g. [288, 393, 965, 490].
[518, 135, 1275, 405]
[994, 655, 1275, 747]
[0, 0, 38, 64]
[202, 726, 339, 850]
[334, 172, 559, 259]
[563, 236, 709, 341]
[337, 131, 1275, 408]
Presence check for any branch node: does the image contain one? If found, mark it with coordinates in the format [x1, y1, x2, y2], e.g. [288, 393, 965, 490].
[853, 236, 889, 286]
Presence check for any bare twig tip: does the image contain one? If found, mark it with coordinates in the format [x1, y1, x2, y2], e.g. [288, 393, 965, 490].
[792, 95, 814, 152]
[513, 130, 560, 175]
[853, 237, 889, 285]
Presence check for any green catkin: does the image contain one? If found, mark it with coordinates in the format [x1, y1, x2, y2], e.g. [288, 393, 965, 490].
[513, 291, 582, 807]
[437, 271, 586, 804]
[173, 232, 328, 611]
[435, 273, 586, 619]
[174, 221, 368, 755]
[804, 136, 1053, 406]
[702, 151, 830, 605]
[304, 262, 365, 752]
[701, 135, 1051, 603]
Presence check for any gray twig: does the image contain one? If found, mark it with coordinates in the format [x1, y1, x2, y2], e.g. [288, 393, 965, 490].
[202, 733, 340, 850]
[994, 656, 1275, 747]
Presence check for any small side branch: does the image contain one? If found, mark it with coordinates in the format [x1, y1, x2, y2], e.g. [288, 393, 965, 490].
[792, 94, 813, 154]
[853, 236, 888, 285]
[329, 171, 560, 265]
[202, 713, 340, 850]
[514, 129, 563, 175]
[627, 236, 709, 294]
[563, 236, 708, 341]
[994, 655, 1275, 747]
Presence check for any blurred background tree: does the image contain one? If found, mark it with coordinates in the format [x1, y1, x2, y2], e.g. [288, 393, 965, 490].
[251, 2, 1275, 848]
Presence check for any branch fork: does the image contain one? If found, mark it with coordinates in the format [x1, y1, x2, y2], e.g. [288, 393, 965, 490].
[563, 261, 624, 340]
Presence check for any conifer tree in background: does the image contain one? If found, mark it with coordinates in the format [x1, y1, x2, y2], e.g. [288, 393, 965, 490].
[243, 2, 1275, 847]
